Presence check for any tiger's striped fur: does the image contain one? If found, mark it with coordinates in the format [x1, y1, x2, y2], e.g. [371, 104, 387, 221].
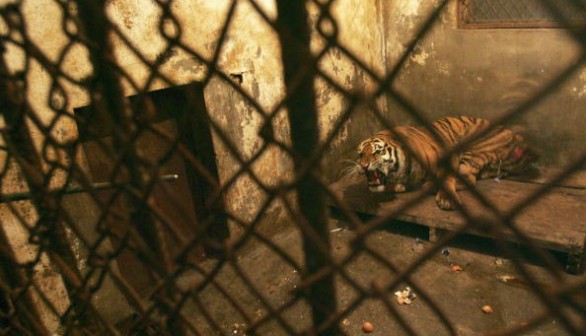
[356, 116, 539, 210]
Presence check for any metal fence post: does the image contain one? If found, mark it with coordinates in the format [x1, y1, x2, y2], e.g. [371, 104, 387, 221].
[275, 1, 339, 334]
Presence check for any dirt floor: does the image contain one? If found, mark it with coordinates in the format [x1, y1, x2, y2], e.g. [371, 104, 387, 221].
[175, 218, 585, 336]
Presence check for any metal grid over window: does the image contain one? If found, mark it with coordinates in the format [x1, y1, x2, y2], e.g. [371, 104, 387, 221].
[459, 0, 586, 28]
[0, 0, 583, 336]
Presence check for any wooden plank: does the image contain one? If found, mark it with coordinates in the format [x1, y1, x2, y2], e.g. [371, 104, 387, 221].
[329, 174, 586, 255]
[508, 167, 586, 189]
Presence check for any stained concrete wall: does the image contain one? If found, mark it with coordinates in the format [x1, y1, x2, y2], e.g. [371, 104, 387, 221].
[0, 0, 388, 239]
[104, 0, 388, 235]
[380, 0, 585, 168]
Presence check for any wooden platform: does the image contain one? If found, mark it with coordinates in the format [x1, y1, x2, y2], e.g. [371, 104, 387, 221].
[329, 174, 586, 274]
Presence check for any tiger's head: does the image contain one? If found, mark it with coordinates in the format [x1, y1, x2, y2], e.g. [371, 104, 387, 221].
[356, 131, 406, 192]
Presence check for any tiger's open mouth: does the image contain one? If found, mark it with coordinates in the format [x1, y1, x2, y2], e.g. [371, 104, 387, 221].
[366, 169, 387, 192]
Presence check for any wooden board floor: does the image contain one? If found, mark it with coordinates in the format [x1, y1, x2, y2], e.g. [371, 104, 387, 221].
[329, 174, 586, 273]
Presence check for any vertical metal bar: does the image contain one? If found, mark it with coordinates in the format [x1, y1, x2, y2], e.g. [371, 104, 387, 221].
[275, 1, 339, 335]
[73, 1, 172, 274]
[74, 1, 184, 334]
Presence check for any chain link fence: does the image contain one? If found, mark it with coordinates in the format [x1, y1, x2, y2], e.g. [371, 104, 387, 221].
[0, 0, 584, 335]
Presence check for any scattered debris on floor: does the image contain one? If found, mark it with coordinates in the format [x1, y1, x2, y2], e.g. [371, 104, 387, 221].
[232, 322, 247, 335]
[498, 275, 516, 283]
[441, 248, 453, 265]
[394, 286, 417, 305]
[481, 305, 494, 314]
[443, 248, 465, 272]
[362, 321, 374, 333]
[411, 237, 427, 252]
[330, 221, 350, 233]
[441, 248, 450, 257]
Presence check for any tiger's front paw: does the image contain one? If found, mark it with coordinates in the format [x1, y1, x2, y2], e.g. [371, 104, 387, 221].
[392, 184, 406, 193]
[435, 191, 461, 211]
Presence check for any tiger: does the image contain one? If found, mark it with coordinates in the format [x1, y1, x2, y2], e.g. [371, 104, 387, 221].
[354, 116, 539, 210]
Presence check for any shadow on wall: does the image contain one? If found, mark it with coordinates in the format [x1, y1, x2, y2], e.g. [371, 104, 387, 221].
[493, 72, 583, 168]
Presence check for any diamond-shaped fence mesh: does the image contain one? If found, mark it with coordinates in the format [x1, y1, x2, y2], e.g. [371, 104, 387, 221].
[0, 0, 584, 335]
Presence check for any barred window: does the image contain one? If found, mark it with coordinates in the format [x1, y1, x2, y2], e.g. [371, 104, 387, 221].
[459, 0, 586, 28]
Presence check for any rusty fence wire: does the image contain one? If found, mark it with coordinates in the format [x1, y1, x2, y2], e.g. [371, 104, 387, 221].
[0, 0, 584, 335]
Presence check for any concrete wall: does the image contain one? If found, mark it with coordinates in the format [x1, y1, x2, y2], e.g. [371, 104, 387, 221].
[0, 0, 388, 238]
[380, 0, 585, 168]
[105, 0, 388, 234]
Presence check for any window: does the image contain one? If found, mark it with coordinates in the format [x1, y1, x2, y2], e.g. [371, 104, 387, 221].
[459, 0, 586, 29]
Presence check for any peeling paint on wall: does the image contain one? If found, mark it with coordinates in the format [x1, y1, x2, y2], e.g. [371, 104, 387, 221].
[409, 46, 430, 66]
[436, 60, 451, 76]
[398, 0, 421, 17]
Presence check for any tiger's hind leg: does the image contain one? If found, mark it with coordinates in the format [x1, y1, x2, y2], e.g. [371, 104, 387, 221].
[434, 161, 481, 211]
[456, 161, 480, 190]
[435, 174, 461, 211]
